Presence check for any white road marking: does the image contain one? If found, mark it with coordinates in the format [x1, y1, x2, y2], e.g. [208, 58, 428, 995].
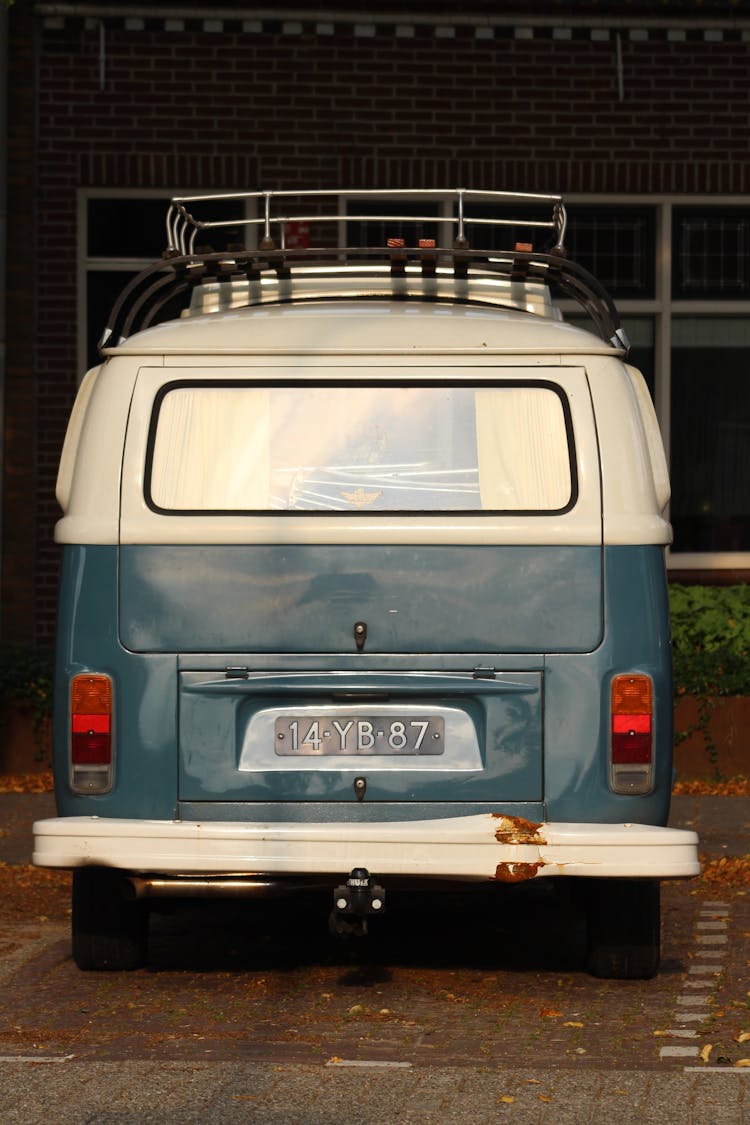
[325, 1060, 413, 1069]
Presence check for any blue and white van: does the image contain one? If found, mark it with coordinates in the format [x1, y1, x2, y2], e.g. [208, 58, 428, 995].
[33, 189, 699, 976]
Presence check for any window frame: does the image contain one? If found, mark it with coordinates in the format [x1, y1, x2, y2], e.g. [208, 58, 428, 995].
[143, 376, 579, 517]
[563, 193, 750, 572]
[80, 190, 750, 569]
[77, 188, 255, 377]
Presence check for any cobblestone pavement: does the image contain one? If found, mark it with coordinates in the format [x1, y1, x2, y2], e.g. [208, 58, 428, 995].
[0, 793, 748, 1121]
[0, 1060, 749, 1124]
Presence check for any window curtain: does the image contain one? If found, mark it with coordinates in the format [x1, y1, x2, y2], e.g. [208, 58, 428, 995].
[150, 387, 271, 509]
[475, 388, 571, 510]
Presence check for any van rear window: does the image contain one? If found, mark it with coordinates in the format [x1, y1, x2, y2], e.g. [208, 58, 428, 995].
[145, 381, 576, 514]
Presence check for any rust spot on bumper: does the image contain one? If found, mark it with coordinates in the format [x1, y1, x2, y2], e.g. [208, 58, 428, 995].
[492, 814, 546, 845]
[494, 860, 544, 883]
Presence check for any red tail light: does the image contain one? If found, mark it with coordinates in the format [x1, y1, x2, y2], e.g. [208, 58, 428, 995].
[610, 674, 654, 795]
[70, 674, 113, 793]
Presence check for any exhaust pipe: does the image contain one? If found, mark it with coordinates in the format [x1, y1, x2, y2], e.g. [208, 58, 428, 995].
[124, 875, 322, 900]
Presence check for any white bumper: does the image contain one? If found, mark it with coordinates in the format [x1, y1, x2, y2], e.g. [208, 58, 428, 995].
[33, 814, 700, 882]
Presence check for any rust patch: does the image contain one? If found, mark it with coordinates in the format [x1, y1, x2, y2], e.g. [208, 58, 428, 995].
[494, 861, 544, 883]
[491, 814, 546, 845]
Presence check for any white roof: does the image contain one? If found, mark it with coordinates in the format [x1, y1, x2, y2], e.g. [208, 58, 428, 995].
[105, 299, 619, 357]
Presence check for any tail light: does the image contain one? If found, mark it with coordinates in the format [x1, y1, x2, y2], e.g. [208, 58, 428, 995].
[70, 673, 113, 794]
[610, 674, 654, 795]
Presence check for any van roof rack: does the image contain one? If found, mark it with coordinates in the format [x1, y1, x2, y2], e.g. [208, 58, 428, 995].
[166, 188, 568, 257]
[99, 189, 629, 354]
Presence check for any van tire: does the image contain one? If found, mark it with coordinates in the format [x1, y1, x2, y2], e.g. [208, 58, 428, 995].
[583, 878, 660, 980]
[72, 867, 148, 971]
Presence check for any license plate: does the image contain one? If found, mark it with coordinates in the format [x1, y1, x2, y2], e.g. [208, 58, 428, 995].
[274, 715, 445, 756]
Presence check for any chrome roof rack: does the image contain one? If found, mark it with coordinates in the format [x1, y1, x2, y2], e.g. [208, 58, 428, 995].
[166, 188, 568, 256]
[99, 189, 628, 355]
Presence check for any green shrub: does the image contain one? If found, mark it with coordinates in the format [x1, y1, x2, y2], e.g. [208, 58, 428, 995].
[670, 583, 750, 770]
[670, 583, 750, 698]
[0, 645, 54, 732]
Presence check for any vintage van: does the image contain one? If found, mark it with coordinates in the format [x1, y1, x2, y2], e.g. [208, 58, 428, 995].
[33, 189, 699, 977]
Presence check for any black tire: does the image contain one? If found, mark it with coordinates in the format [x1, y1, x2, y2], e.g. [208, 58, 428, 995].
[583, 878, 660, 980]
[72, 867, 148, 971]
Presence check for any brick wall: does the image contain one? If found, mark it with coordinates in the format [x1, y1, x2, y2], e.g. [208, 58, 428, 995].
[4, 0, 38, 645]
[8, 5, 750, 643]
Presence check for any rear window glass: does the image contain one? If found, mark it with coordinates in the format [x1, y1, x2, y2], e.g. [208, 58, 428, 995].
[146, 381, 576, 514]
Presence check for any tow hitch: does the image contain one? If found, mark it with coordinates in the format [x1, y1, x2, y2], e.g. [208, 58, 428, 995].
[330, 868, 386, 937]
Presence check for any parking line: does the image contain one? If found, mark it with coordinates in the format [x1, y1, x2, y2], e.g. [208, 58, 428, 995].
[325, 1060, 413, 1069]
[0, 1055, 75, 1064]
[684, 1067, 750, 1073]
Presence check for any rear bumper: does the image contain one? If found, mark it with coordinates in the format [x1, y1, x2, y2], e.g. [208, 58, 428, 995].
[33, 814, 700, 883]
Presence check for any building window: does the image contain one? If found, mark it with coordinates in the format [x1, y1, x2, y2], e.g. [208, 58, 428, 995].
[80, 192, 250, 370]
[453, 203, 655, 297]
[673, 208, 750, 298]
[670, 319, 750, 552]
[566, 195, 750, 569]
[80, 190, 750, 570]
[345, 198, 442, 249]
[565, 206, 655, 299]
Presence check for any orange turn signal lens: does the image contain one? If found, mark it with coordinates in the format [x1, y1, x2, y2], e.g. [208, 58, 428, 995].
[611, 674, 653, 714]
[71, 674, 112, 715]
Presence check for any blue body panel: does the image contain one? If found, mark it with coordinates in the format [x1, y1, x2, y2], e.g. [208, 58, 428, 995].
[53, 542, 672, 827]
[178, 670, 544, 802]
[119, 544, 603, 654]
[543, 544, 673, 826]
[54, 547, 178, 820]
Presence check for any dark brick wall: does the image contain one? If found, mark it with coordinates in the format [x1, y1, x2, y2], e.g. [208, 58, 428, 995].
[4, 0, 38, 645]
[7, 6, 750, 642]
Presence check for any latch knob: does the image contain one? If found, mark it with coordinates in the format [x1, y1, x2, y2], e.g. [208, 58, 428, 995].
[353, 621, 367, 651]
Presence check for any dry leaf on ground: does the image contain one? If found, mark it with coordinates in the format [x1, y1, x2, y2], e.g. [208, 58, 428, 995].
[0, 771, 54, 794]
[699, 856, 750, 886]
[673, 776, 750, 797]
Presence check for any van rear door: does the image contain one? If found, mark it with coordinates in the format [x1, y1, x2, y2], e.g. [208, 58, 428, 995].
[119, 366, 602, 805]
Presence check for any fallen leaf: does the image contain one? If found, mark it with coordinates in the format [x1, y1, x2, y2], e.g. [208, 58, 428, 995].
[0, 771, 54, 794]
[0, 864, 71, 922]
[498, 1096, 514, 1104]
[699, 855, 750, 886]
[700, 1044, 713, 1063]
[538, 1095, 552, 1103]
[737, 1032, 750, 1043]
[563, 1021, 584, 1028]
[735, 1059, 750, 1068]
[673, 776, 750, 797]
[539, 1009, 562, 1018]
